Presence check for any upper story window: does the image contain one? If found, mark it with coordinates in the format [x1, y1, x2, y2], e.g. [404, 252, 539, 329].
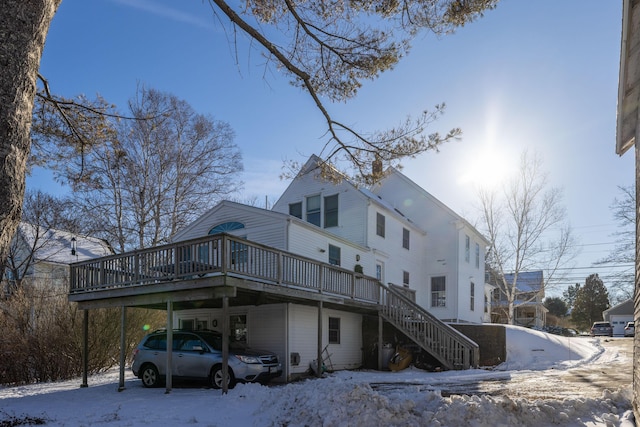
[289, 202, 302, 219]
[306, 195, 321, 227]
[475, 243, 480, 269]
[403, 271, 410, 286]
[328, 244, 341, 266]
[470, 282, 475, 311]
[376, 213, 385, 238]
[465, 235, 470, 263]
[431, 276, 446, 308]
[324, 194, 338, 228]
[402, 228, 410, 250]
[208, 221, 245, 234]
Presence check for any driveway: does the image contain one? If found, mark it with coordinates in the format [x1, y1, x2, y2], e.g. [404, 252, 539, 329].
[449, 337, 633, 400]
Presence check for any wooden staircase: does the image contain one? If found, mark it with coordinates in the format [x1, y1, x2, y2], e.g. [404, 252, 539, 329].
[380, 283, 479, 370]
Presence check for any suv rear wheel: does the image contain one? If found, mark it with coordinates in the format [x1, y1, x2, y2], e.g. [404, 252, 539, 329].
[141, 364, 160, 388]
[211, 366, 235, 389]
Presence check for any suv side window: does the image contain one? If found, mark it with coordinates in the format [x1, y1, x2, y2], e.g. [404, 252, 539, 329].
[178, 336, 206, 352]
[143, 335, 167, 350]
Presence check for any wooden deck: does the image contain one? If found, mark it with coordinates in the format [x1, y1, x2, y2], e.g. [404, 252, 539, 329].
[69, 233, 478, 369]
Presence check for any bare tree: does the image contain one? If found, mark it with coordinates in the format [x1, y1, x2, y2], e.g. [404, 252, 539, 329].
[34, 87, 243, 252]
[1, 190, 76, 295]
[596, 184, 635, 303]
[0, 1, 498, 268]
[478, 151, 577, 324]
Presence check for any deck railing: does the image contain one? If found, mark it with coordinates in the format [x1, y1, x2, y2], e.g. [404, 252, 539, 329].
[380, 284, 479, 370]
[69, 233, 380, 304]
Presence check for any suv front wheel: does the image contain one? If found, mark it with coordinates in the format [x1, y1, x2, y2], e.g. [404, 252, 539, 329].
[211, 366, 235, 389]
[140, 364, 160, 388]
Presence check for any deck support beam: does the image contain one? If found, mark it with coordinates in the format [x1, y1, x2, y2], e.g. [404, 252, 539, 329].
[317, 300, 323, 377]
[81, 309, 89, 388]
[378, 314, 383, 371]
[118, 306, 127, 391]
[222, 295, 230, 394]
[165, 300, 173, 394]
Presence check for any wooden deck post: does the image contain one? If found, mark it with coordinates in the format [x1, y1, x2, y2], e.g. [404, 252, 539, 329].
[118, 306, 126, 391]
[165, 301, 173, 394]
[81, 309, 89, 388]
[222, 295, 229, 394]
[378, 314, 383, 371]
[317, 300, 323, 377]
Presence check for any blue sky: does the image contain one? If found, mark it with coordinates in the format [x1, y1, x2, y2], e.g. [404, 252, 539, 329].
[33, 0, 632, 293]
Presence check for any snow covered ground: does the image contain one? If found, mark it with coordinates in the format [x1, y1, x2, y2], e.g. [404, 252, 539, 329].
[0, 325, 635, 426]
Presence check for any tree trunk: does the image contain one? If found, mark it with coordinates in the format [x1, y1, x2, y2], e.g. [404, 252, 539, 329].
[0, 1, 60, 266]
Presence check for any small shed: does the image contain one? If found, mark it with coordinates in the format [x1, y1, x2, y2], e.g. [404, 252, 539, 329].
[603, 299, 634, 336]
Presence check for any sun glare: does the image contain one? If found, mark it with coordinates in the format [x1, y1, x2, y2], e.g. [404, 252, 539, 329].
[458, 142, 513, 190]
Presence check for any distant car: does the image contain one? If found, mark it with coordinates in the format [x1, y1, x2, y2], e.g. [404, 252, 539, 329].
[131, 329, 282, 388]
[590, 321, 613, 337]
[624, 321, 635, 337]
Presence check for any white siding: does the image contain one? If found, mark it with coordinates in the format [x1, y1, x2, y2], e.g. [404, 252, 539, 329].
[249, 304, 288, 382]
[287, 304, 362, 374]
[287, 223, 370, 274]
[173, 202, 288, 250]
[272, 165, 369, 246]
[372, 171, 488, 323]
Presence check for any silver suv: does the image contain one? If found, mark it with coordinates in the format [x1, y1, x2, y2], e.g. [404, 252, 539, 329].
[131, 330, 282, 388]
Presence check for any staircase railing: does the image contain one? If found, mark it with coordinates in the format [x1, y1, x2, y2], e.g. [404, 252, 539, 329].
[380, 283, 479, 370]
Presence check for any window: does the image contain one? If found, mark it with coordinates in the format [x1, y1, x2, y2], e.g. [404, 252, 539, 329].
[376, 264, 383, 281]
[376, 213, 385, 237]
[328, 244, 341, 266]
[324, 194, 339, 228]
[475, 243, 480, 268]
[431, 276, 446, 307]
[209, 221, 245, 234]
[402, 228, 410, 250]
[328, 317, 340, 344]
[289, 202, 302, 219]
[470, 282, 475, 311]
[306, 195, 321, 226]
[230, 314, 247, 343]
[403, 271, 410, 286]
[465, 235, 470, 262]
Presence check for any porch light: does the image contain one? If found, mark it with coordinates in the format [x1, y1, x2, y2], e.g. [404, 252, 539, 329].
[71, 237, 77, 256]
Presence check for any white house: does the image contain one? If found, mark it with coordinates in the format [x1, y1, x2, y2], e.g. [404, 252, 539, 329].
[4, 223, 114, 293]
[169, 155, 489, 380]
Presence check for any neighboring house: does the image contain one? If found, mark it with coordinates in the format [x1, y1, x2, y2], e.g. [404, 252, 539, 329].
[490, 271, 548, 328]
[603, 299, 634, 336]
[3, 222, 114, 294]
[168, 155, 489, 379]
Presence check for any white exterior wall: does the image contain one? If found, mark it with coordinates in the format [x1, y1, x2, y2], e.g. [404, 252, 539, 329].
[287, 304, 362, 375]
[454, 228, 486, 324]
[272, 166, 369, 247]
[366, 203, 426, 293]
[287, 222, 373, 274]
[172, 202, 288, 250]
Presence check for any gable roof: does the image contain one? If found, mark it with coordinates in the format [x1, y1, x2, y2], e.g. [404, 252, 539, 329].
[374, 167, 489, 245]
[16, 223, 114, 264]
[603, 298, 633, 316]
[276, 155, 427, 235]
[172, 200, 291, 242]
[503, 271, 544, 293]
